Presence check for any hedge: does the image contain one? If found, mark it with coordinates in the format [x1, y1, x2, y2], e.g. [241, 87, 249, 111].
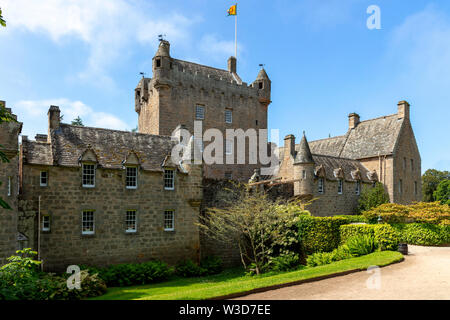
[340, 223, 400, 251]
[297, 216, 349, 254]
[391, 223, 450, 246]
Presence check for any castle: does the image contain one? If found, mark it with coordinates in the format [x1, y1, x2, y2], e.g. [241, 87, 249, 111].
[0, 40, 421, 268]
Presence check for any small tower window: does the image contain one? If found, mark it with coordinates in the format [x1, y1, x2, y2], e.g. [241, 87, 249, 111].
[410, 159, 414, 171]
[414, 181, 418, 195]
[255, 120, 258, 126]
[399, 179, 403, 194]
[42, 215, 50, 232]
[40, 171, 48, 187]
[225, 109, 232, 124]
[355, 180, 361, 195]
[196, 105, 205, 120]
[259, 82, 263, 89]
[156, 58, 161, 68]
[302, 170, 307, 179]
[318, 178, 324, 194]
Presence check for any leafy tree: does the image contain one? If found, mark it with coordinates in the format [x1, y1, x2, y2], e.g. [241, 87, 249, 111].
[434, 179, 450, 205]
[198, 185, 307, 275]
[71, 116, 84, 126]
[131, 126, 138, 133]
[0, 104, 17, 209]
[422, 169, 450, 202]
[0, 7, 6, 27]
[358, 182, 390, 213]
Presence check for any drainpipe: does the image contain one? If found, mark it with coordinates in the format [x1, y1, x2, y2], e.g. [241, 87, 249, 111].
[38, 195, 42, 271]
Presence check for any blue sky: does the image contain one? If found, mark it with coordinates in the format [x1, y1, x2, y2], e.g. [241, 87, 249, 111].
[1, 0, 449, 173]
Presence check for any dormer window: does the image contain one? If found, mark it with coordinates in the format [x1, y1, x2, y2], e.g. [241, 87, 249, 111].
[126, 166, 138, 189]
[164, 169, 175, 190]
[82, 163, 96, 188]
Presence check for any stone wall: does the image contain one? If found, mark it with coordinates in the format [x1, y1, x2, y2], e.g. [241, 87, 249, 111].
[20, 163, 202, 272]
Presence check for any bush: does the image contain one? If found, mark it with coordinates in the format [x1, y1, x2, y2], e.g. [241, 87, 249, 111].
[200, 256, 223, 275]
[358, 182, 390, 213]
[306, 245, 352, 267]
[434, 180, 450, 205]
[83, 260, 172, 287]
[297, 216, 348, 255]
[334, 215, 368, 224]
[175, 259, 205, 278]
[266, 253, 300, 272]
[340, 223, 400, 251]
[362, 202, 450, 224]
[345, 235, 378, 257]
[391, 223, 449, 246]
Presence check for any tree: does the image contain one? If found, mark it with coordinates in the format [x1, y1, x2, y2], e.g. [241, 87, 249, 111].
[422, 169, 450, 202]
[198, 185, 307, 275]
[434, 179, 450, 205]
[358, 182, 390, 213]
[71, 116, 84, 126]
[131, 126, 138, 133]
[0, 104, 17, 209]
[0, 7, 6, 27]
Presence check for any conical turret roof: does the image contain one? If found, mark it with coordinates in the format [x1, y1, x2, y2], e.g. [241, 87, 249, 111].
[155, 40, 171, 57]
[294, 132, 314, 164]
[256, 68, 269, 81]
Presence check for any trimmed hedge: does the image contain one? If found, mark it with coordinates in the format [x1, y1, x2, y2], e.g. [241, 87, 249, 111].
[334, 215, 368, 223]
[340, 223, 400, 251]
[297, 216, 349, 254]
[391, 223, 450, 246]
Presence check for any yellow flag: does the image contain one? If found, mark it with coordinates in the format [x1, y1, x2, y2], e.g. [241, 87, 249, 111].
[227, 4, 237, 16]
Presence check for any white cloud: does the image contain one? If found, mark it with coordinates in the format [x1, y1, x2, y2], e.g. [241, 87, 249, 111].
[1, 0, 198, 87]
[14, 98, 131, 138]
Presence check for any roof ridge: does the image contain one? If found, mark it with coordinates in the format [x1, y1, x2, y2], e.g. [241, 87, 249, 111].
[308, 134, 346, 144]
[312, 153, 359, 161]
[60, 123, 172, 139]
[357, 113, 398, 124]
[174, 58, 233, 75]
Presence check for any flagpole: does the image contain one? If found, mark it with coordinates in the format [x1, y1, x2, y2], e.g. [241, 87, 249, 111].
[235, 9, 237, 59]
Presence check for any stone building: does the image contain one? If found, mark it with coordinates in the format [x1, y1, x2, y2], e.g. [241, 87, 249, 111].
[135, 40, 272, 181]
[263, 101, 422, 215]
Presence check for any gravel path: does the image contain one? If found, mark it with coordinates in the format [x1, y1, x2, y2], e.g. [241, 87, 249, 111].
[235, 245, 450, 300]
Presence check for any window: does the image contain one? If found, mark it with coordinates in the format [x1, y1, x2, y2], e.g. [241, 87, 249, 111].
[194, 137, 204, 153]
[411, 159, 414, 171]
[7, 177, 11, 197]
[42, 215, 50, 232]
[226, 139, 233, 155]
[225, 109, 232, 124]
[318, 178, 324, 194]
[399, 179, 403, 194]
[302, 170, 307, 179]
[338, 179, 343, 194]
[164, 169, 175, 190]
[224, 172, 232, 180]
[403, 157, 406, 170]
[82, 163, 95, 188]
[156, 58, 161, 68]
[82, 210, 95, 235]
[414, 181, 418, 195]
[40, 171, 48, 187]
[255, 120, 258, 126]
[195, 105, 205, 120]
[126, 167, 137, 189]
[355, 180, 361, 195]
[164, 210, 174, 231]
[126, 210, 137, 233]
[258, 82, 263, 89]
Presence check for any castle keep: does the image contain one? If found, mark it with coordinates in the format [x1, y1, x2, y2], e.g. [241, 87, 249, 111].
[0, 41, 421, 268]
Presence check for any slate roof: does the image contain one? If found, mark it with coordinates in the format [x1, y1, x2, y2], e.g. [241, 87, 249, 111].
[24, 124, 177, 171]
[312, 154, 373, 183]
[306, 114, 403, 159]
[294, 134, 314, 164]
[173, 59, 241, 83]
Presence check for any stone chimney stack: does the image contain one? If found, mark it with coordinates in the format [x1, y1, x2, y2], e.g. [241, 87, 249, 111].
[348, 113, 360, 129]
[48, 105, 61, 138]
[228, 56, 237, 74]
[284, 134, 295, 159]
[398, 100, 410, 119]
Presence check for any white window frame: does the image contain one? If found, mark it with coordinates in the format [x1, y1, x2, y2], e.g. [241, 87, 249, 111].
[195, 105, 205, 120]
[318, 178, 324, 194]
[225, 109, 232, 124]
[81, 210, 95, 235]
[125, 210, 137, 233]
[42, 215, 50, 232]
[125, 166, 138, 189]
[40, 171, 48, 187]
[338, 179, 343, 194]
[225, 139, 233, 155]
[82, 163, 96, 188]
[7, 177, 11, 197]
[164, 210, 175, 231]
[355, 180, 361, 195]
[164, 169, 175, 190]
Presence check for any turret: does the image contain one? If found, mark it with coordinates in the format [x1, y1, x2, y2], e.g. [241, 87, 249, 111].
[153, 40, 173, 82]
[0, 101, 22, 155]
[253, 67, 271, 106]
[293, 132, 315, 197]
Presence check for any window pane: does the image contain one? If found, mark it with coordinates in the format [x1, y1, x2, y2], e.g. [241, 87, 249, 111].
[40, 172, 48, 186]
[126, 210, 137, 232]
[164, 210, 174, 230]
[225, 110, 232, 123]
[82, 164, 95, 187]
[126, 167, 137, 188]
[164, 169, 174, 189]
[42, 216, 50, 231]
[82, 210, 94, 234]
[196, 106, 204, 120]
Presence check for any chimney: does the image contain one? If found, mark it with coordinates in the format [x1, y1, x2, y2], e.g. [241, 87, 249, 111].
[398, 100, 410, 119]
[228, 56, 236, 74]
[48, 105, 61, 132]
[35, 134, 48, 143]
[284, 134, 295, 159]
[348, 113, 360, 129]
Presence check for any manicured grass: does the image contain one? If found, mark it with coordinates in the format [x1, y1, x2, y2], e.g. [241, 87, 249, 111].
[90, 251, 403, 300]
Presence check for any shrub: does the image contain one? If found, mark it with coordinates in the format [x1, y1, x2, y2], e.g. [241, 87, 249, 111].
[175, 259, 205, 277]
[434, 180, 450, 205]
[306, 245, 352, 267]
[358, 182, 390, 213]
[200, 256, 223, 275]
[345, 235, 378, 257]
[334, 215, 368, 224]
[297, 216, 348, 255]
[391, 223, 449, 246]
[340, 223, 400, 251]
[83, 260, 172, 287]
[266, 252, 300, 272]
[340, 224, 375, 244]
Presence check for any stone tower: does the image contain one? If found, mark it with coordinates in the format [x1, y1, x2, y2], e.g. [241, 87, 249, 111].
[0, 101, 22, 264]
[135, 40, 272, 180]
[293, 132, 315, 197]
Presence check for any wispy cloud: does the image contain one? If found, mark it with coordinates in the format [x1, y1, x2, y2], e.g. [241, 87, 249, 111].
[199, 34, 243, 63]
[14, 99, 131, 138]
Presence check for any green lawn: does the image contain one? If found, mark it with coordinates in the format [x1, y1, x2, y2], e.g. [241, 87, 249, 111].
[90, 251, 403, 300]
